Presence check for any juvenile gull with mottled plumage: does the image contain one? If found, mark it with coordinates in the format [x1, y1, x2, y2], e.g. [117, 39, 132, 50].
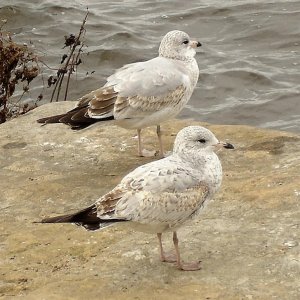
[40, 126, 234, 271]
[37, 30, 201, 157]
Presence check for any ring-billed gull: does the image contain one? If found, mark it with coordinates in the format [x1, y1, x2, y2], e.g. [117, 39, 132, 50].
[37, 30, 201, 157]
[39, 126, 234, 271]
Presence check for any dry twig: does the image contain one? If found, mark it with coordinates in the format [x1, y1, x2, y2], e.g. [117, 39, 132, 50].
[49, 10, 89, 102]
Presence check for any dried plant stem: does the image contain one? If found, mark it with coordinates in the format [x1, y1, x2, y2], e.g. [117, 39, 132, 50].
[64, 54, 75, 101]
[50, 73, 61, 102]
[55, 72, 65, 102]
[50, 10, 89, 102]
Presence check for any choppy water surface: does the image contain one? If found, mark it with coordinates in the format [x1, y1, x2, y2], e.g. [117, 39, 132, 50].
[1, 0, 300, 132]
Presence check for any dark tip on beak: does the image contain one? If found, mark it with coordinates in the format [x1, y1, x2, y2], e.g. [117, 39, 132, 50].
[196, 41, 202, 47]
[224, 142, 234, 149]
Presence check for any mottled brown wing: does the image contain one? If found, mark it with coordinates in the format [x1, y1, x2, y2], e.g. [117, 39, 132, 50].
[40, 186, 127, 230]
[77, 86, 118, 119]
[37, 86, 118, 128]
[95, 187, 126, 219]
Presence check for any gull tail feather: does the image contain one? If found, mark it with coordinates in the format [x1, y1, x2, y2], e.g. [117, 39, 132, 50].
[37, 107, 114, 130]
[39, 204, 126, 231]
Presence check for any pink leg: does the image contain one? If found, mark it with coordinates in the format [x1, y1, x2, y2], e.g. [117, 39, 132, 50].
[157, 233, 177, 263]
[137, 129, 157, 157]
[173, 231, 201, 271]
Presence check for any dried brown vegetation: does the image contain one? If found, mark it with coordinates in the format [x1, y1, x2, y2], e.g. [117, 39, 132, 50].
[0, 9, 89, 124]
[0, 20, 40, 123]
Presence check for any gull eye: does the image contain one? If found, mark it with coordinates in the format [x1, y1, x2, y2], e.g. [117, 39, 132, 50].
[198, 139, 206, 143]
[182, 39, 189, 44]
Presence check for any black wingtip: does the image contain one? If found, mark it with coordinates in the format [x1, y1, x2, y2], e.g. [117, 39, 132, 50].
[37, 113, 115, 129]
[36, 204, 127, 231]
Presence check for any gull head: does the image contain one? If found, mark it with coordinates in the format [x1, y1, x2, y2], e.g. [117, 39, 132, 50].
[173, 126, 234, 156]
[159, 30, 201, 61]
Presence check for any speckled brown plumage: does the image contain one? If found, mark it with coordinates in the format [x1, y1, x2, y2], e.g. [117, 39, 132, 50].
[37, 30, 201, 156]
[40, 126, 235, 271]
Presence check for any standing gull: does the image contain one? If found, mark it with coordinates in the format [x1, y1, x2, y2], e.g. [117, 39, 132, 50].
[40, 126, 234, 271]
[37, 30, 201, 157]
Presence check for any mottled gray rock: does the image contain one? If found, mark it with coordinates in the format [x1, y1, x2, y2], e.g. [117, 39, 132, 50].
[0, 102, 299, 299]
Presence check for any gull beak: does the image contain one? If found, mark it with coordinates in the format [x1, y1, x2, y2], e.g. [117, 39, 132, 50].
[214, 141, 235, 150]
[190, 40, 202, 48]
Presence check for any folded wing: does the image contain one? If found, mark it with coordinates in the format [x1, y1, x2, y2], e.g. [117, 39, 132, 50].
[96, 159, 209, 228]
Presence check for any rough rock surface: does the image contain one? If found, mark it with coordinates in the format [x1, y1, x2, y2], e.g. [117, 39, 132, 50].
[0, 102, 299, 299]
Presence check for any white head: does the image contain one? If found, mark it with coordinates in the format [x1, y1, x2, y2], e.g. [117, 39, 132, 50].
[173, 126, 234, 157]
[159, 30, 201, 61]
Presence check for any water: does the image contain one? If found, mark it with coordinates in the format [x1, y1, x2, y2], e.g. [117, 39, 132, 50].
[1, 0, 300, 133]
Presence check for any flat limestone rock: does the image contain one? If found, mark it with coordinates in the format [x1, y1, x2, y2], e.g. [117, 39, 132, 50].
[0, 102, 299, 299]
